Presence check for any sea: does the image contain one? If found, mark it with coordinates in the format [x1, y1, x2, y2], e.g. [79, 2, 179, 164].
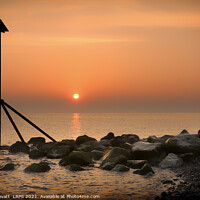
[0, 113, 200, 199]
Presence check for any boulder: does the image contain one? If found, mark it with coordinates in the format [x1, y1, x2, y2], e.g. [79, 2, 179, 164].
[133, 163, 154, 175]
[98, 140, 111, 147]
[179, 129, 190, 135]
[27, 137, 45, 146]
[147, 136, 160, 143]
[0, 163, 16, 171]
[131, 142, 166, 162]
[76, 135, 97, 145]
[179, 153, 195, 162]
[91, 150, 104, 160]
[24, 162, 50, 173]
[0, 145, 9, 150]
[101, 147, 130, 164]
[56, 139, 76, 149]
[29, 150, 46, 159]
[66, 164, 85, 171]
[166, 134, 200, 154]
[101, 162, 115, 170]
[159, 135, 174, 143]
[159, 153, 183, 169]
[110, 134, 139, 147]
[100, 132, 115, 140]
[59, 151, 93, 166]
[39, 142, 56, 153]
[126, 160, 147, 169]
[76, 141, 105, 152]
[112, 164, 130, 172]
[9, 141, 30, 154]
[47, 145, 71, 158]
[101, 155, 127, 169]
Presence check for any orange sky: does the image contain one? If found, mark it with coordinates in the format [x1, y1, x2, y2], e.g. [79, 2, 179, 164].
[1, 0, 200, 112]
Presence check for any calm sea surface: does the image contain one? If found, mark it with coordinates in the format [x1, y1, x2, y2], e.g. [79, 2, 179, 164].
[0, 113, 200, 199]
[1, 113, 200, 145]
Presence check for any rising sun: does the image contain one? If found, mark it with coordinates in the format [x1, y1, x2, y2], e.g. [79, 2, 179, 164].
[73, 93, 79, 99]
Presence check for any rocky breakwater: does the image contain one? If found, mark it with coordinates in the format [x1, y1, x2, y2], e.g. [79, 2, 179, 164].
[1, 130, 200, 198]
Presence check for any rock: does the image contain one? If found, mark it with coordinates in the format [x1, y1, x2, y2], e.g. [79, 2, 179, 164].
[59, 151, 93, 166]
[101, 162, 115, 170]
[159, 135, 174, 143]
[24, 162, 50, 173]
[147, 136, 160, 143]
[119, 142, 132, 150]
[198, 130, 200, 138]
[162, 180, 174, 184]
[57, 139, 76, 149]
[39, 142, 56, 153]
[76, 141, 105, 152]
[110, 134, 139, 147]
[131, 142, 166, 162]
[0, 145, 9, 150]
[159, 153, 183, 169]
[76, 135, 97, 145]
[112, 164, 130, 172]
[98, 140, 111, 147]
[101, 147, 130, 164]
[179, 153, 195, 162]
[47, 145, 71, 158]
[101, 155, 128, 168]
[133, 163, 154, 175]
[91, 150, 104, 160]
[0, 163, 16, 171]
[126, 160, 147, 169]
[166, 134, 200, 154]
[29, 150, 46, 159]
[9, 141, 30, 154]
[100, 132, 115, 140]
[27, 137, 45, 146]
[66, 164, 85, 171]
[179, 129, 190, 135]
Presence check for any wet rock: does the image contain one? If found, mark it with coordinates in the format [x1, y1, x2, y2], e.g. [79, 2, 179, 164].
[29, 150, 46, 159]
[47, 145, 71, 158]
[39, 142, 56, 153]
[101, 162, 115, 170]
[0, 145, 9, 150]
[119, 142, 132, 150]
[179, 129, 190, 135]
[24, 162, 50, 173]
[98, 140, 111, 147]
[66, 164, 85, 171]
[91, 150, 104, 160]
[76, 135, 97, 145]
[159, 153, 183, 169]
[100, 132, 115, 140]
[76, 140, 105, 152]
[126, 160, 147, 169]
[101, 147, 130, 164]
[9, 141, 30, 154]
[131, 142, 166, 162]
[159, 135, 174, 143]
[57, 139, 76, 149]
[179, 153, 195, 162]
[27, 137, 45, 146]
[133, 163, 154, 175]
[147, 135, 160, 143]
[59, 151, 93, 166]
[166, 134, 200, 154]
[112, 164, 130, 172]
[110, 134, 139, 147]
[0, 163, 16, 171]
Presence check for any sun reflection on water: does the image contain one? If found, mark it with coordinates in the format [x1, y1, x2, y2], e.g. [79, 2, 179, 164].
[70, 113, 81, 139]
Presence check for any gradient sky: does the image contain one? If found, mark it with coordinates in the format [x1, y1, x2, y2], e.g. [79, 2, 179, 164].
[1, 0, 200, 112]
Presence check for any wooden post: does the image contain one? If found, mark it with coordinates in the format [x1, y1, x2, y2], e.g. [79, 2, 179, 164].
[1, 102, 25, 143]
[2, 100, 57, 142]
